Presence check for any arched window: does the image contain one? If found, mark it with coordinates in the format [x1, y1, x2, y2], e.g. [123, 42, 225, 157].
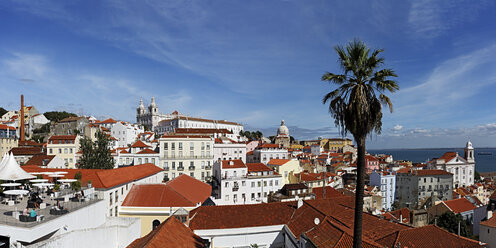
[152, 219, 161, 229]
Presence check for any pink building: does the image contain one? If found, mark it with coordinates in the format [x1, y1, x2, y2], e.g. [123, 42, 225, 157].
[365, 155, 380, 174]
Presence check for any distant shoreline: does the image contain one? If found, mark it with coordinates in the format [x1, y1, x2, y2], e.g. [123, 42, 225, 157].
[369, 147, 496, 151]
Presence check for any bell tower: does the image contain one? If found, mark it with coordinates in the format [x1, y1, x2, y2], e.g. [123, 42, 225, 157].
[148, 97, 158, 115]
[464, 140, 475, 163]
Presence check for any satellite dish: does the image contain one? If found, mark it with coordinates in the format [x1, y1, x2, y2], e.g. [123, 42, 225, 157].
[314, 218, 320, 225]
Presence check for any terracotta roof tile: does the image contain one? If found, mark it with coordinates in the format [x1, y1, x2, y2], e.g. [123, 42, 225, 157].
[189, 201, 297, 230]
[136, 148, 158, 154]
[312, 186, 344, 199]
[375, 225, 483, 248]
[22, 163, 162, 189]
[221, 159, 246, 169]
[246, 163, 273, 172]
[0, 124, 16, 131]
[9, 147, 44, 156]
[48, 135, 77, 141]
[130, 140, 151, 148]
[480, 216, 496, 228]
[267, 159, 291, 165]
[443, 198, 477, 214]
[24, 155, 55, 166]
[127, 216, 207, 248]
[258, 144, 280, 149]
[382, 208, 411, 224]
[166, 175, 212, 205]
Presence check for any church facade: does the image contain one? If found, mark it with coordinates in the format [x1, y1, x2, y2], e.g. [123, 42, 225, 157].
[274, 120, 290, 148]
[136, 97, 176, 131]
[427, 141, 475, 188]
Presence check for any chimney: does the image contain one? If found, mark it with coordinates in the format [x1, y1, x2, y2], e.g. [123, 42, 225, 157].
[20, 94, 25, 141]
[488, 210, 493, 220]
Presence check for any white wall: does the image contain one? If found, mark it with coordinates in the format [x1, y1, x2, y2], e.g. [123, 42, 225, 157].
[30, 217, 140, 248]
[194, 225, 285, 248]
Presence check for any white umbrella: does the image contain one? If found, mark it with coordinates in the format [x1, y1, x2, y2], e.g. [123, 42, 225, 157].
[32, 183, 54, 188]
[58, 179, 77, 183]
[0, 153, 35, 181]
[3, 190, 29, 195]
[30, 172, 46, 175]
[49, 174, 64, 178]
[0, 183, 21, 187]
[43, 172, 55, 175]
[54, 171, 68, 175]
[29, 179, 49, 183]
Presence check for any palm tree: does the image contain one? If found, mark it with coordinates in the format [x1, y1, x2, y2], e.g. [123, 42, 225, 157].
[322, 39, 399, 247]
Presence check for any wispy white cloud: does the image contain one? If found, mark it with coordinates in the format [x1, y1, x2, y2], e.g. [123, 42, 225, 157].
[2, 53, 48, 82]
[408, 0, 493, 39]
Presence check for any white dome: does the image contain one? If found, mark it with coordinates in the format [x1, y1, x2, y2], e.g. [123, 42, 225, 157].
[277, 120, 289, 137]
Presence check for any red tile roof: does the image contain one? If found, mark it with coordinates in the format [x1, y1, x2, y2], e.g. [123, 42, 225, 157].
[221, 159, 246, 169]
[122, 176, 211, 207]
[443, 198, 477, 214]
[258, 144, 280, 149]
[0, 124, 16, 130]
[136, 148, 158, 154]
[267, 159, 291, 166]
[246, 163, 273, 172]
[99, 118, 117, 124]
[9, 147, 44, 156]
[24, 155, 55, 166]
[166, 175, 212, 205]
[397, 169, 452, 176]
[127, 216, 206, 248]
[130, 140, 151, 148]
[312, 186, 344, 199]
[160, 135, 211, 139]
[22, 163, 162, 189]
[382, 208, 411, 224]
[48, 135, 77, 141]
[438, 152, 458, 162]
[175, 128, 232, 134]
[480, 216, 496, 228]
[297, 172, 337, 182]
[375, 225, 483, 248]
[189, 201, 297, 230]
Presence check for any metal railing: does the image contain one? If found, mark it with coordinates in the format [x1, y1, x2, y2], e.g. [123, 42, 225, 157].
[162, 155, 214, 160]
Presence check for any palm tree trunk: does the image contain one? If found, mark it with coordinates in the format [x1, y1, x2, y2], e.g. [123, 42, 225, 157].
[353, 137, 366, 248]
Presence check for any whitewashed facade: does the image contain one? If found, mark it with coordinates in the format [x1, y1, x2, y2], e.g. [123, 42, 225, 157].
[159, 135, 214, 182]
[213, 138, 247, 163]
[369, 171, 396, 211]
[111, 121, 144, 148]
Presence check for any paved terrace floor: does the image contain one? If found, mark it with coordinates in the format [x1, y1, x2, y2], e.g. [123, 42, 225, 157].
[0, 188, 100, 228]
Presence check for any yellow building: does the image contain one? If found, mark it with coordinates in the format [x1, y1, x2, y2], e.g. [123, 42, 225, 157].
[323, 138, 353, 152]
[46, 135, 80, 168]
[267, 159, 302, 186]
[118, 175, 212, 236]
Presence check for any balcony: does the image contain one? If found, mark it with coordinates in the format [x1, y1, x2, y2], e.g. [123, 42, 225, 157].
[177, 167, 184, 171]
[188, 166, 195, 171]
[163, 155, 214, 160]
[164, 167, 169, 171]
[205, 165, 212, 170]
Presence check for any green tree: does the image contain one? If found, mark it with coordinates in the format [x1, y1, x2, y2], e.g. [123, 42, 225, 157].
[432, 211, 471, 237]
[0, 107, 7, 118]
[474, 170, 481, 181]
[44, 111, 77, 122]
[33, 123, 51, 134]
[321, 39, 399, 247]
[78, 131, 114, 169]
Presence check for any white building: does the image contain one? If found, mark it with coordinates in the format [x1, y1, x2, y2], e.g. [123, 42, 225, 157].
[159, 135, 214, 183]
[213, 160, 282, 205]
[136, 97, 183, 131]
[213, 137, 247, 163]
[480, 214, 496, 248]
[427, 141, 475, 188]
[111, 121, 144, 148]
[155, 116, 244, 140]
[248, 144, 288, 164]
[369, 171, 396, 211]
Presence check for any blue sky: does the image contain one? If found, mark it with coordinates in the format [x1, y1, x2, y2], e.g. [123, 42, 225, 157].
[1, 0, 496, 149]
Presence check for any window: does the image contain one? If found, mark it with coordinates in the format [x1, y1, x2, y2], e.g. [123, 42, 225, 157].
[190, 161, 194, 167]
[171, 143, 175, 150]
[225, 195, 229, 201]
[275, 180, 278, 186]
[264, 181, 267, 187]
[179, 162, 183, 168]
[258, 181, 261, 187]
[201, 142, 205, 150]
[201, 172, 205, 180]
[49, 148, 53, 153]
[179, 142, 183, 150]
[190, 142, 194, 150]
[190, 172, 194, 177]
[164, 143, 168, 150]
[70, 148, 73, 153]
[251, 182, 255, 188]
[172, 162, 175, 169]
[201, 161, 205, 169]
[206, 143, 210, 150]
[225, 182, 229, 187]
[251, 193, 255, 200]
[59, 148, 62, 154]
[172, 172, 175, 178]
[109, 192, 113, 206]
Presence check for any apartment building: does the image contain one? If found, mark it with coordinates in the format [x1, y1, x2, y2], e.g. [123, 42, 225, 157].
[159, 135, 214, 183]
[46, 135, 80, 168]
